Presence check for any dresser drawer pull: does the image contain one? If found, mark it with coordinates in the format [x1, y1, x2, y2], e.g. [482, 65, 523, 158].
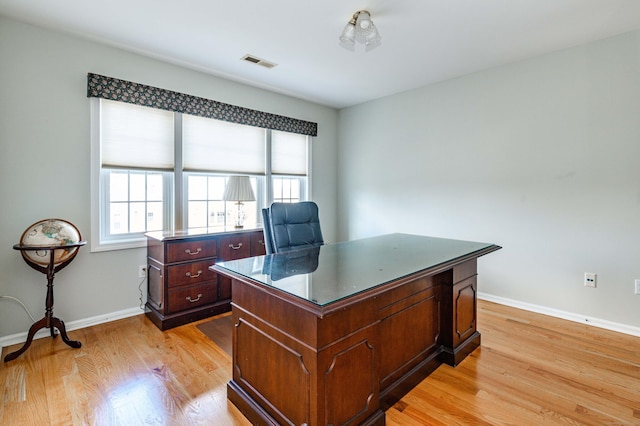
[229, 243, 243, 250]
[185, 270, 202, 279]
[184, 248, 202, 256]
[186, 294, 203, 303]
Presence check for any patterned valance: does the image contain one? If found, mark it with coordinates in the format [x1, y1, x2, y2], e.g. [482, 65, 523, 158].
[87, 73, 318, 137]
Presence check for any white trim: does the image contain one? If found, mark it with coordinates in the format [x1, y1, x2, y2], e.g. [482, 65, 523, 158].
[306, 135, 312, 200]
[265, 130, 273, 204]
[5, 294, 636, 351]
[89, 97, 102, 252]
[478, 292, 640, 337]
[0, 307, 143, 350]
[90, 237, 147, 252]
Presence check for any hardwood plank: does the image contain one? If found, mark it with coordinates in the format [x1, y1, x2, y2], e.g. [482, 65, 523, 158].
[1, 301, 639, 425]
[388, 300, 640, 425]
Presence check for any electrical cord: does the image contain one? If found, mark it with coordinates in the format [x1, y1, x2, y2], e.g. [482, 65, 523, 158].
[137, 275, 146, 311]
[0, 295, 37, 322]
[1, 272, 147, 327]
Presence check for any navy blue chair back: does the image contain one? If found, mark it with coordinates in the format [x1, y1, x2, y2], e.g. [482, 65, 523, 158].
[263, 202, 324, 254]
[261, 208, 276, 254]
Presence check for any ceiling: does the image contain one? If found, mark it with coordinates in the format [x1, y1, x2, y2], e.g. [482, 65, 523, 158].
[2, 0, 640, 109]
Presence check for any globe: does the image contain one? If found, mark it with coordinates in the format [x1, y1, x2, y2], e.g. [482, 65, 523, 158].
[19, 219, 82, 266]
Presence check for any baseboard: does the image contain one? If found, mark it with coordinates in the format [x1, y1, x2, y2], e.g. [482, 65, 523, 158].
[478, 292, 640, 338]
[4, 296, 638, 350]
[0, 307, 143, 350]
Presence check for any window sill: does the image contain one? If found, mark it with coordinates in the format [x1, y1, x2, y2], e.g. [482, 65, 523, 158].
[90, 237, 147, 253]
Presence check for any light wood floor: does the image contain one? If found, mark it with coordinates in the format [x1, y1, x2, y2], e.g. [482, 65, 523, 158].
[1, 300, 639, 425]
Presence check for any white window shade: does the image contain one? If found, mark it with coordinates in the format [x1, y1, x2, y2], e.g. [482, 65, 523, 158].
[183, 114, 265, 174]
[272, 130, 308, 176]
[101, 99, 174, 170]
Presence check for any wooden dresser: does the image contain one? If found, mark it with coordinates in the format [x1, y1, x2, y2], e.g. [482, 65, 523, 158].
[145, 227, 265, 330]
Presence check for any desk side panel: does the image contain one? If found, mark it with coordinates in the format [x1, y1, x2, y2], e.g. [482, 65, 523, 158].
[320, 324, 379, 426]
[440, 260, 481, 366]
[233, 314, 312, 425]
[231, 278, 382, 426]
[377, 282, 440, 391]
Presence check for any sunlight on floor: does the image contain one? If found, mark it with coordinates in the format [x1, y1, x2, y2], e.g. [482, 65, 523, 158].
[96, 367, 231, 425]
[102, 375, 166, 424]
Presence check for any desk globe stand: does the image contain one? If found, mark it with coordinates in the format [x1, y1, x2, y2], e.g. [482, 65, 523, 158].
[5, 241, 87, 362]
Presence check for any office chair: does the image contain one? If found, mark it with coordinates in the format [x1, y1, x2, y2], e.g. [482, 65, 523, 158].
[261, 201, 324, 254]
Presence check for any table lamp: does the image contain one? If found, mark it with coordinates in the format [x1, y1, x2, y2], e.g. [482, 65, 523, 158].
[223, 176, 255, 228]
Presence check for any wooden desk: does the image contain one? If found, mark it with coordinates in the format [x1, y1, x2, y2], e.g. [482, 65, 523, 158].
[211, 233, 501, 425]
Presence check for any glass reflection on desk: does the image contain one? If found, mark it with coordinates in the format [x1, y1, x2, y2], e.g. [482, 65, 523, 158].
[215, 233, 497, 307]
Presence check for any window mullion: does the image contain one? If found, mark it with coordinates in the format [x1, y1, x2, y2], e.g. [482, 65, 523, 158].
[126, 171, 132, 233]
[305, 136, 311, 200]
[265, 129, 273, 205]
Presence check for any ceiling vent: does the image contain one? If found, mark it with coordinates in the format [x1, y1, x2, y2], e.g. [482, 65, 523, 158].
[241, 54, 277, 69]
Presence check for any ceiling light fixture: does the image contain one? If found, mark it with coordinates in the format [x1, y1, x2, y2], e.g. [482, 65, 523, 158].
[339, 10, 381, 52]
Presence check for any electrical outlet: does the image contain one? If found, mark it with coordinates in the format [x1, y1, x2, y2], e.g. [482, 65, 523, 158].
[138, 265, 147, 278]
[635, 279, 640, 295]
[584, 272, 597, 288]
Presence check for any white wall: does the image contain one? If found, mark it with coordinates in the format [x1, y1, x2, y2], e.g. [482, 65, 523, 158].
[3, 14, 638, 343]
[338, 31, 640, 329]
[0, 16, 338, 340]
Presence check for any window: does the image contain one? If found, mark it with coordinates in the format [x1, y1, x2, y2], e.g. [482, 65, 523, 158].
[107, 170, 165, 234]
[271, 130, 308, 203]
[185, 174, 258, 231]
[272, 177, 303, 203]
[91, 98, 310, 251]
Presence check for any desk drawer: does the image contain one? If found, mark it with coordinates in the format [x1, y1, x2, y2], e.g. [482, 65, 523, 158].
[167, 282, 217, 313]
[219, 234, 251, 260]
[168, 260, 217, 288]
[167, 239, 217, 263]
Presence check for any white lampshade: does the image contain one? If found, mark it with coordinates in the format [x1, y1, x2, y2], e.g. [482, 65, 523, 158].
[223, 176, 256, 202]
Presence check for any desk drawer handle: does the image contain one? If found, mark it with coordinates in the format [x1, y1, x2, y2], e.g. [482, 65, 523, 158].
[186, 294, 202, 303]
[185, 270, 202, 279]
[185, 248, 202, 256]
[229, 243, 243, 250]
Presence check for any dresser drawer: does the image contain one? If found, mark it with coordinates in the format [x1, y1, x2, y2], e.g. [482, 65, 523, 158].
[167, 282, 217, 313]
[146, 229, 260, 330]
[218, 234, 251, 260]
[251, 231, 267, 256]
[167, 239, 217, 263]
[168, 260, 218, 288]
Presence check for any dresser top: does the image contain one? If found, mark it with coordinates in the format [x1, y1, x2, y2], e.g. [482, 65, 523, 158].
[145, 226, 262, 242]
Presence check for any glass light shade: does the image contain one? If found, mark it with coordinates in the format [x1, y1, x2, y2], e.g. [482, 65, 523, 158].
[365, 39, 382, 52]
[339, 22, 356, 51]
[364, 25, 382, 51]
[356, 11, 372, 30]
[355, 11, 372, 44]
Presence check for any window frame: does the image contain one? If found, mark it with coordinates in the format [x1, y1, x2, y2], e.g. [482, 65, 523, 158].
[90, 98, 311, 252]
[101, 169, 174, 240]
